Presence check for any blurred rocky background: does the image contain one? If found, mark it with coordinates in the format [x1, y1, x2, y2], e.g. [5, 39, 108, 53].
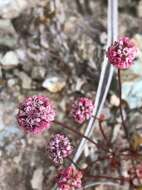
[0, 0, 142, 189]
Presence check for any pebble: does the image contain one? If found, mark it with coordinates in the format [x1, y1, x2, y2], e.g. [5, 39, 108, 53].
[18, 72, 32, 89]
[1, 51, 19, 68]
[0, 19, 17, 47]
[31, 167, 43, 190]
[42, 75, 66, 93]
[100, 32, 107, 45]
[110, 94, 120, 107]
[137, 0, 142, 17]
[0, 0, 27, 19]
[7, 78, 17, 88]
[31, 66, 46, 80]
[64, 16, 78, 35]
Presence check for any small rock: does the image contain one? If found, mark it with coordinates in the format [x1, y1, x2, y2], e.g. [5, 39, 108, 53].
[7, 78, 17, 88]
[0, 0, 27, 19]
[18, 72, 32, 89]
[110, 94, 120, 107]
[16, 49, 27, 62]
[31, 167, 43, 190]
[42, 75, 66, 93]
[1, 51, 19, 68]
[64, 17, 78, 35]
[0, 19, 17, 47]
[31, 66, 46, 80]
[13, 154, 22, 164]
[100, 32, 107, 45]
[137, 0, 142, 17]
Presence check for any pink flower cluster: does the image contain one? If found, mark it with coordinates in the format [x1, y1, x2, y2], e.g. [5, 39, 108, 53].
[47, 133, 73, 165]
[107, 37, 138, 69]
[71, 97, 94, 124]
[56, 166, 83, 190]
[17, 95, 55, 134]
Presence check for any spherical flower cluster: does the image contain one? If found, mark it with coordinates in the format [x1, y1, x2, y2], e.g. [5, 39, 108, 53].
[71, 97, 94, 124]
[47, 133, 73, 165]
[107, 37, 138, 69]
[17, 95, 56, 134]
[56, 166, 83, 190]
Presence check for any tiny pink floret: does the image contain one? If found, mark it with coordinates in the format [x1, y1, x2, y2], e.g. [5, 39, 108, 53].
[107, 37, 138, 69]
[56, 166, 83, 190]
[17, 95, 56, 134]
[47, 133, 73, 165]
[71, 97, 94, 124]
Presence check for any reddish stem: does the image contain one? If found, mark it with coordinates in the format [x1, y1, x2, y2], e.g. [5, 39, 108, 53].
[85, 174, 130, 182]
[98, 120, 109, 146]
[54, 120, 108, 151]
[118, 69, 140, 185]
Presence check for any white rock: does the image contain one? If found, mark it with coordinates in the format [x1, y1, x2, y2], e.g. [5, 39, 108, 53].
[110, 94, 120, 107]
[0, 19, 17, 47]
[138, 0, 142, 17]
[1, 51, 19, 68]
[7, 78, 17, 88]
[18, 72, 32, 89]
[42, 76, 66, 93]
[32, 66, 46, 80]
[0, 0, 42, 19]
[0, 0, 27, 19]
[31, 167, 43, 190]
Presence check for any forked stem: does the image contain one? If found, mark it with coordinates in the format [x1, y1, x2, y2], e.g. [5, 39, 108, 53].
[54, 120, 108, 152]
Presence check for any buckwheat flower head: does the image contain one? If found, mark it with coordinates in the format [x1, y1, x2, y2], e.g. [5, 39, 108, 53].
[47, 133, 73, 165]
[56, 166, 83, 190]
[71, 97, 94, 124]
[17, 95, 55, 134]
[107, 37, 138, 69]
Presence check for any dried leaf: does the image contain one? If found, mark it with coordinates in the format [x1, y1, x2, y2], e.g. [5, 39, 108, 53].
[136, 186, 142, 190]
[131, 133, 142, 150]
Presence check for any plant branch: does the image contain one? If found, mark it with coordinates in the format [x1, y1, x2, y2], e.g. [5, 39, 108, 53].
[54, 120, 107, 151]
[98, 121, 109, 145]
[79, 181, 124, 189]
